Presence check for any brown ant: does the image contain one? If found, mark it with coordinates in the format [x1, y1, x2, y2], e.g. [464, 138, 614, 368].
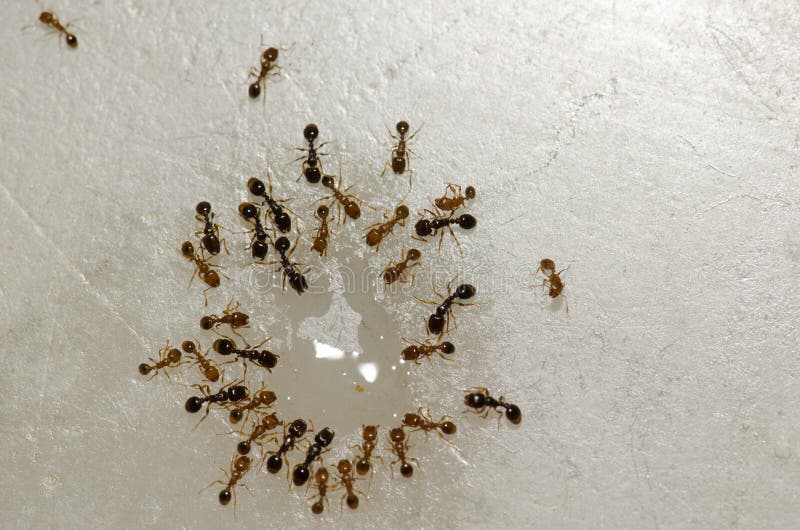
[202, 454, 252, 509]
[353, 425, 382, 477]
[381, 121, 422, 187]
[238, 202, 270, 260]
[388, 427, 417, 478]
[365, 203, 409, 249]
[247, 176, 292, 233]
[137, 341, 184, 380]
[228, 385, 277, 425]
[402, 407, 457, 438]
[415, 278, 476, 335]
[434, 184, 476, 212]
[464, 387, 522, 425]
[400, 338, 455, 364]
[382, 248, 421, 285]
[181, 340, 222, 383]
[248, 44, 285, 100]
[266, 418, 308, 473]
[533, 258, 569, 313]
[293, 428, 335, 486]
[309, 466, 330, 515]
[234, 412, 282, 456]
[413, 209, 476, 252]
[36, 11, 78, 48]
[184, 380, 248, 430]
[179, 241, 227, 305]
[213, 337, 279, 376]
[311, 205, 331, 256]
[336, 459, 365, 511]
[320, 173, 365, 223]
[194, 201, 227, 255]
[200, 299, 250, 340]
[292, 124, 328, 183]
[257, 235, 309, 295]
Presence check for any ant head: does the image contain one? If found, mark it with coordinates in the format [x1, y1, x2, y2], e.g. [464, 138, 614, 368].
[337, 459, 352, 474]
[39, 12, 54, 23]
[396, 121, 410, 135]
[230, 409, 244, 424]
[257, 351, 278, 369]
[439, 341, 455, 354]
[181, 340, 197, 353]
[275, 212, 292, 232]
[195, 201, 211, 216]
[465, 186, 476, 199]
[200, 315, 215, 330]
[395, 204, 409, 219]
[363, 425, 378, 441]
[248, 82, 261, 99]
[316, 205, 329, 219]
[402, 413, 420, 427]
[540, 258, 556, 272]
[274, 236, 291, 253]
[66, 34, 78, 48]
[389, 427, 406, 442]
[414, 219, 432, 237]
[458, 214, 477, 229]
[465, 391, 486, 409]
[401, 345, 420, 361]
[180, 241, 195, 258]
[228, 386, 248, 402]
[321, 175, 335, 189]
[236, 440, 251, 455]
[345, 202, 361, 219]
[289, 419, 308, 437]
[264, 47, 279, 62]
[305, 166, 321, 183]
[316, 427, 335, 447]
[505, 404, 522, 424]
[304, 123, 319, 141]
[138, 363, 151, 375]
[406, 248, 421, 261]
[440, 421, 457, 435]
[213, 338, 234, 355]
[252, 240, 269, 259]
[203, 270, 221, 288]
[167, 349, 182, 363]
[185, 396, 203, 413]
[218, 489, 232, 505]
[239, 202, 259, 219]
[400, 463, 414, 477]
[315, 467, 329, 484]
[247, 177, 266, 196]
[456, 283, 476, 299]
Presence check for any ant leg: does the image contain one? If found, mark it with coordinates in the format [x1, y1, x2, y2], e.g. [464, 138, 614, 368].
[412, 295, 440, 306]
[202, 286, 212, 307]
[192, 405, 213, 431]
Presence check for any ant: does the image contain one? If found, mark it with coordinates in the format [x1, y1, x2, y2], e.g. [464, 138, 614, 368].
[203, 454, 252, 509]
[336, 459, 365, 511]
[353, 425, 381, 477]
[266, 418, 308, 474]
[200, 298, 250, 339]
[400, 338, 455, 364]
[293, 428, 335, 486]
[182, 340, 222, 383]
[137, 341, 184, 380]
[258, 235, 309, 295]
[234, 412, 282, 456]
[194, 201, 227, 256]
[388, 427, 417, 478]
[179, 241, 227, 305]
[311, 205, 331, 256]
[213, 337, 279, 375]
[413, 210, 477, 252]
[382, 248, 421, 285]
[402, 406, 457, 439]
[434, 184, 476, 212]
[365, 203, 409, 249]
[309, 466, 330, 515]
[533, 258, 569, 313]
[248, 46, 281, 100]
[321, 173, 365, 223]
[464, 387, 522, 425]
[415, 278, 476, 335]
[36, 11, 78, 48]
[247, 176, 292, 233]
[238, 202, 270, 260]
[184, 380, 248, 430]
[381, 121, 422, 187]
[293, 124, 328, 183]
[228, 386, 277, 425]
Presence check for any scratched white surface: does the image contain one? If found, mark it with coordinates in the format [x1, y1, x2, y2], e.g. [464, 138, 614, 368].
[1, 0, 799, 528]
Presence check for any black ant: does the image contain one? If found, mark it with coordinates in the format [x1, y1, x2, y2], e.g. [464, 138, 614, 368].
[179, 241, 227, 305]
[36, 11, 78, 48]
[413, 210, 477, 252]
[184, 380, 248, 430]
[292, 124, 328, 183]
[400, 338, 455, 364]
[309, 466, 330, 515]
[258, 235, 309, 295]
[415, 278, 476, 335]
[434, 184, 476, 212]
[248, 46, 281, 100]
[212, 337, 279, 374]
[311, 205, 332, 256]
[137, 341, 184, 380]
[293, 428, 335, 486]
[353, 425, 381, 477]
[365, 203, 409, 249]
[533, 258, 569, 313]
[195, 201, 227, 255]
[336, 459, 365, 511]
[238, 202, 270, 260]
[182, 340, 222, 383]
[381, 121, 422, 187]
[402, 406, 457, 438]
[247, 176, 292, 233]
[464, 387, 522, 425]
[388, 427, 417, 478]
[202, 454, 252, 509]
[266, 418, 308, 473]
[321, 173, 365, 223]
[228, 385, 277, 425]
[234, 412, 282, 456]
[382, 248, 421, 285]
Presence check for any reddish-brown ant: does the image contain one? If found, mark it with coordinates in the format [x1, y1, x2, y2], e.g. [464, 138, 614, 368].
[200, 299, 250, 339]
[137, 341, 184, 380]
[320, 169, 366, 223]
[309, 466, 331, 515]
[336, 459, 365, 511]
[238, 202, 270, 260]
[434, 184, 476, 212]
[464, 387, 522, 425]
[202, 454, 252, 509]
[388, 427, 417, 478]
[382, 248, 421, 285]
[353, 425, 382, 477]
[381, 120, 422, 187]
[533, 258, 569, 313]
[402, 406, 457, 438]
[415, 277, 476, 335]
[266, 418, 308, 474]
[179, 241, 227, 306]
[228, 385, 277, 425]
[400, 338, 455, 364]
[181, 340, 222, 383]
[195, 201, 227, 255]
[292, 124, 328, 183]
[293, 428, 335, 486]
[311, 205, 331, 256]
[365, 203, 409, 249]
[234, 412, 282, 456]
[36, 11, 78, 48]
[413, 209, 476, 253]
[248, 45, 282, 100]
[257, 235, 309, 295]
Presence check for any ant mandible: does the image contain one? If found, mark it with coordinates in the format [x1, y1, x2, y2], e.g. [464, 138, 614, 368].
[292, 124, 329, 183]
[434, 184, 476, 212]
[381, 120, 422, 188]
[36, 11, 78, 48]
[194, 201, 227, 256]
[365, 203, 409, 249]
[464, 387, 522, 425]
[533, 258, 569, 313]
[382, 248, 421, 285]
[311, 205, 331, 256]
[248, 45, 281, 100]
[137, 341, 184, 380]
[415, 277, 476, 335]
[181, 340, 222, 383]
[179, 241, 227, 306]
[238, 202, 270, 260]
[400, 338, 455, 364]
[247, 175, 292, 233]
